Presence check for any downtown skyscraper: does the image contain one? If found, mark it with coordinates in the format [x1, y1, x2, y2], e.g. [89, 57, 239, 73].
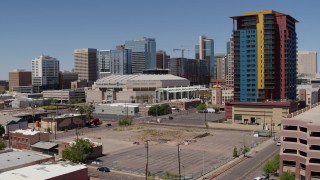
[97, 46, 132, 78]
[32, 55, 60, 92]
[231, 10, 298, 102]
[74, 48, 97, 82]
[125, 37, 156, 74]
[195, 35, 215, 80]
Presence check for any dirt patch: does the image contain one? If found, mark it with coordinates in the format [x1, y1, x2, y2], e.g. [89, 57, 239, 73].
[194, 132, 211, 139]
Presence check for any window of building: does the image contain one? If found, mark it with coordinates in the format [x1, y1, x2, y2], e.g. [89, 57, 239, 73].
[283, 160, 296, 167]
[310, 131, 320, 137]
[299, 151, 307, 157]
[283, 125, 298, 131]
[299, 139, 307, 145]
[311, 171, 320, 179]
[299, 126, 307, 133]
[310, 158, 320, 164]
[283, 137, 297, 142]
[283, 149, 297, 154]
[310, 145, 320, 151]
[300, 163, 306, 170]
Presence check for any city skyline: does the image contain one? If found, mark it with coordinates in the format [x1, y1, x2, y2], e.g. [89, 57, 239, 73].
[1, 0, 320, 79]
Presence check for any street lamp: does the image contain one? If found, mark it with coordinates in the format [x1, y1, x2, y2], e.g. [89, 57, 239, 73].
[178, 144, 181, 180]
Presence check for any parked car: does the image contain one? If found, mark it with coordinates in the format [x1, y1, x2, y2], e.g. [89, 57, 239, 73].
[97, 167, 110, 172]
[105, 123, 112, 127]
[254, 176, 265, 180]
[276, 141, 281, 146]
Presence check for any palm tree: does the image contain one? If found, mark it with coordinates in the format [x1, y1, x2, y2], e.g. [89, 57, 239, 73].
[130, 96, 135, 103]
[149, 95, 154, 103]
[136, 95, 141, 103]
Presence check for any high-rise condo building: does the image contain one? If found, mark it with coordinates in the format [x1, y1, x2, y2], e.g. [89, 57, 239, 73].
[195, 35, 215, 80]
[215, 54, 227, 80]
[226, 37, 235, 88]
[125, 37, 156, 74]
[9, 69, 32, 92]
[74, 48, 97, 82]
[297, 51, 317, 77]
[231, 10, 298, 102]
[97, 47, 132, 78]
[32, 55, 60, 92]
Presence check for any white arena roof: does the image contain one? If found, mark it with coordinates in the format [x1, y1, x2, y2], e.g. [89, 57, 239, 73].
[96, 74, 187, 83]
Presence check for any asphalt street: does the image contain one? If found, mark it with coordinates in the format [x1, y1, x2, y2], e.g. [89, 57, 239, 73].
[217, 141, 280, 180]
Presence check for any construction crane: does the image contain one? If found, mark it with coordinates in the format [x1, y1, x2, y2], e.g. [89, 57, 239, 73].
[173, 48, 190, 58]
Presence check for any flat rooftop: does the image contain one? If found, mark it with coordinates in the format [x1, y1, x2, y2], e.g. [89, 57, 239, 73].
[11, 129, 42, 135]
[98, 103, 139, 107]
[293, 105, 320, 123]
[0, 151, 51, 172]
[0, 161, 87, 180]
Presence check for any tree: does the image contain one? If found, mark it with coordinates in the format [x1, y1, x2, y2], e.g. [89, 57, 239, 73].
[272, 154, 280, 170]
[279, 170, 295, 180]
[0, 124, 5, 136]
[0, 140, 6, 150]
[148, 104, 172, 116]
[196, 103, 206, 111]
[233, 146, 238, 158]
[263, 159, 278, 179]
[213, 107, 220, 113]
[62, 138, 95, 163]
[240, 143, 250, 157]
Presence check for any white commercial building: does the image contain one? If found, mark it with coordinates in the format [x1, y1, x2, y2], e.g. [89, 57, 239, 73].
[94, 103, 139, 116]
[32, 55, 60, 92]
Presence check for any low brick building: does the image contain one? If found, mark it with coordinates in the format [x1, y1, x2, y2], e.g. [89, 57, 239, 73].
[41, 113, 86, 131]
[9, 129, 49, 150]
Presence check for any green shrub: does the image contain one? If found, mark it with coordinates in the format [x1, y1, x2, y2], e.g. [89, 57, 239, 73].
[118, 118, 132, 126]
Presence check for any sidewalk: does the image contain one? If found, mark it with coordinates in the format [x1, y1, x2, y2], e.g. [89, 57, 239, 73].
[197, 137, 276, 180]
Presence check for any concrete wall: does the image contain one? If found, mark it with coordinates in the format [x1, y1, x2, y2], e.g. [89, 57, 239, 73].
[86, 89, 104, 103]
[95, 104, 138, 116]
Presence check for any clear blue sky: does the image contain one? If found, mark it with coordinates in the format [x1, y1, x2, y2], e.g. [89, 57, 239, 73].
[0, 0, 319, 80]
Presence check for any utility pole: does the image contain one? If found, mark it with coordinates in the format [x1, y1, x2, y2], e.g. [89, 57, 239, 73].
[271, 118, 273, 139]
[145, 140, 149, 180]
[54, 117, 57, 140]
[178, 144, 181, 180]
[202, 151, 205, 179]
[263, 111, 265, 130]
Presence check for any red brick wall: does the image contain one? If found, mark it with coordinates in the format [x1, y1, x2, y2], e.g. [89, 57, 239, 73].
[48, 168, 88, 180]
